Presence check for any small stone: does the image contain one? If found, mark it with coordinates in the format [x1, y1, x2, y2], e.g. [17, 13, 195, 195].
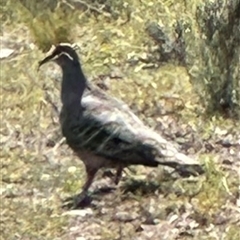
[68, 166, 77, 173]
[168, 214, 179, 223]
[62, 208, 93, 217]
[115, 211, 138, 222]
[0, 48, 14, 59]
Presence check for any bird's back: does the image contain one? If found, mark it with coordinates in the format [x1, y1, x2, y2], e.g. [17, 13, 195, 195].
[61, 83, 201, 173]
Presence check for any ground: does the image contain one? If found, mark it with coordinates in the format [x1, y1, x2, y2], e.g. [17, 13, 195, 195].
[1, 1, 240, 239]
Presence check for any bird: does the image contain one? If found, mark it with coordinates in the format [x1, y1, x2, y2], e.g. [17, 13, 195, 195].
[38, 43, 204, 207]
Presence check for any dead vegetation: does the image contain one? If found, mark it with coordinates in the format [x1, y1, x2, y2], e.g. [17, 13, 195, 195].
[1, 0, 239, 239]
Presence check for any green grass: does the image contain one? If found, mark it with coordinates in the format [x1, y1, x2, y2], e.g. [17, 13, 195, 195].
[1, 0, 240, 239]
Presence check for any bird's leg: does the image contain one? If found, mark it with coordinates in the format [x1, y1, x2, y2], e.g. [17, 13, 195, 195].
[82, 167, 98, 192]
[71, 166, 98, 208]
[114, 166, 123, 185]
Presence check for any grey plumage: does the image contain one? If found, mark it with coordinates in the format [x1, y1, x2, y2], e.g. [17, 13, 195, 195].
[38, 43, 203, 206]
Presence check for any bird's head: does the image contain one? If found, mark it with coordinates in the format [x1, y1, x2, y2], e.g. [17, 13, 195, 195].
[38, 43, 80, 70]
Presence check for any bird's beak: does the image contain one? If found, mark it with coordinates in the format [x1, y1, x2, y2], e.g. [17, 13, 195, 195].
[37, 54, 54, 71]
[38, 45, 57, 71]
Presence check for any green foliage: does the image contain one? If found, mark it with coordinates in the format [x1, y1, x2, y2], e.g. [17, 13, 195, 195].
[2, 0, 240, 239]
[189, 0, 240, 117]
[11, 0, 78, 50]
[198, 157, 227, 209]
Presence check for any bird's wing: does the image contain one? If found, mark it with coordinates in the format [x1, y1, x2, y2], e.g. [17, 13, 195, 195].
[63, 92, 154, 166]
[63, 90, 202, 174]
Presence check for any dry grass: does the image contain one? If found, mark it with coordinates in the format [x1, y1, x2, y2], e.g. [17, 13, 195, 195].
[1, 0, 240, 239]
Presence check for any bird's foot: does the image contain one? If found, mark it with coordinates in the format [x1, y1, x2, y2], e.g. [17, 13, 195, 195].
[62, 191, 92, 209]
[102, 167, 124, 185]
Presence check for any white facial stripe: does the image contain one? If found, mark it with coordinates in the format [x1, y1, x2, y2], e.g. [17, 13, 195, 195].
[58, 43, 79, 50]
[60, 52, 74, 61]
[51, 52, 74, 61]
[59, 43, 73, 47]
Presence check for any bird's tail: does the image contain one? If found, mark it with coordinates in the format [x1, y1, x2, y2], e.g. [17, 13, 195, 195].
[139, 131, 204, 177]
[155, 151, 204, 177]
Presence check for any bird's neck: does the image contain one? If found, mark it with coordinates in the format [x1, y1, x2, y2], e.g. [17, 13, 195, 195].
[58, 60, 86, 141]
[60, 61, 86, 112]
